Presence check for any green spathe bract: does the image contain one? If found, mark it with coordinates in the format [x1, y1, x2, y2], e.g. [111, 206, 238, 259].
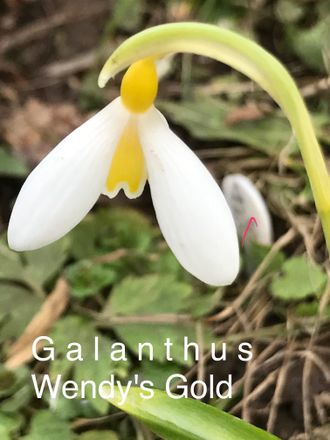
[107, 386, 279, 440]
[99, 22, 330, 253]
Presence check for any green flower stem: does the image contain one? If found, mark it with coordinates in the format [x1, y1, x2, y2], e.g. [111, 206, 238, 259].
[99, 22, 330, 252]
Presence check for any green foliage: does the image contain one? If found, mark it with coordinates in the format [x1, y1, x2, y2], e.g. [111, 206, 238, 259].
[0, 366, 31, 410]
[275, 0, 330, 72]
[96, 208, 157, 252]
[192, 0, 247, 24]
[0, 148, 28, 177]
[69, 214, 99, 260]
[159, 98, 294, 155]
[109, 274, 193, 316]
[0, 284, 41, 342]
[270, 256, 327, 300]
[22, 410, 72, 440]
[23, 238, 70, 286]
[50, 315, 129, 414]
[287, 19, 329, 72]
[66, 260, 117, 299]
[150, 248, 188, 281]
[294, 301, 330, 318]
[80, 72, 107, 111]
[244, 242, 285, 276]
[107, 0, 144, 33]
[103, 274, 211, 363]
[139, 360, 181, 389]
[78, 432, 118, 440]
[108, 387, 279, 440]
[1, 198, 327, 437]
[0, 237, 69, 295]
[1, 1, 330, 438]
[0, 412, 22, 439]
[69, 208, 157, 259]
[275, 0, 304, 24]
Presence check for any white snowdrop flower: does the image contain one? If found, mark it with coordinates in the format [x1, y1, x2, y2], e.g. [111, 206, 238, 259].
[8, 59, 239, 286]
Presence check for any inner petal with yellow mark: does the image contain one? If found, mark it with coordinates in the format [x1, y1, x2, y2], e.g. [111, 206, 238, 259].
[104, 119, 147, 199]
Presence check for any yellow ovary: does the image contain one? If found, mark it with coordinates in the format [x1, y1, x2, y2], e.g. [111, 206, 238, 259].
[106, 120, 147, 198]
[106, 59, 158, 198]
[120, 58, 158, 113]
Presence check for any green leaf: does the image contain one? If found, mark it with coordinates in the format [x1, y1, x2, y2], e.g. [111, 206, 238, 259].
[0, 243, 24, 281]
[69, 208, 157, 260]
[194, 0, 246, 23]
[114, 324, 201, 364]
[50, 316, 129, 414]
[22, 410, 73, 440]
[0, 368, 18, 399]
[96, 208, 157, 252]
[103, 275, 214, 363]
[22, 237, 69, 286]
[158, 98, 293, 155]
[74, 336, 112, 413]
[139, 361, 182, 389]
[0, 238, 68, 294]
[275, 0, 304, 24]
[45, 395, 85, 421]
[108, 387, 279, 440]
[0, 284, 36, 319]
[78, 431, 119, 440]
[104, 275, 204, 363]
[0, 370, 31, 416]
[294, 301, 330, 318]
[244, 242, 285, 275]
[286, 19, 329, 71]
[66, 260, 117, 298]
[270, 256, 327, 300]
[0, 148, 28, 177]
[107, 0, 144, 33]
[150, 248, 198, 285]
[69, 215, 99, 260]
[108, 275, 193, 316]
[187, 289, 224, 318]
[0, 383, 33, 413]
[0, 412, 22, 438]
[0, 284, 41, 342]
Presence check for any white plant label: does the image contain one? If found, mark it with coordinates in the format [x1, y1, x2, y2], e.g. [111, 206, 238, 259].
[222, 174, 273, 246]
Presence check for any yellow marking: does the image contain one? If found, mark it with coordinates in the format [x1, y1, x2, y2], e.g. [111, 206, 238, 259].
[120, 58, 158, 113]
[106, 120, 146, 197]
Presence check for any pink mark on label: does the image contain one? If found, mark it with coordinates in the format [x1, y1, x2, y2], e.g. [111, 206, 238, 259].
[242, 216, 258, 248]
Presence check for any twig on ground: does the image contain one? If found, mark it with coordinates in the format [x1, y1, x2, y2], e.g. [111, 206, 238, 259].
[92, 248, 129, 264]
[5, 278, 69, 369]
[196, 321, 206, 396]
[97, 313, 194, 326]
[267, 340, 295, 432]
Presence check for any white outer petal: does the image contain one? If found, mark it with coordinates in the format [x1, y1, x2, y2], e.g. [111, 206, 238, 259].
[8, 98, 129, 251]
[138, 107, 239, 286]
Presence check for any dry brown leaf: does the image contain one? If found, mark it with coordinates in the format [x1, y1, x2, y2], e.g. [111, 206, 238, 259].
[5, 278, 69, 369]
[167, 1, 193, 21]
[225, 102, 272, 125]
[2, 98, 85, 165]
